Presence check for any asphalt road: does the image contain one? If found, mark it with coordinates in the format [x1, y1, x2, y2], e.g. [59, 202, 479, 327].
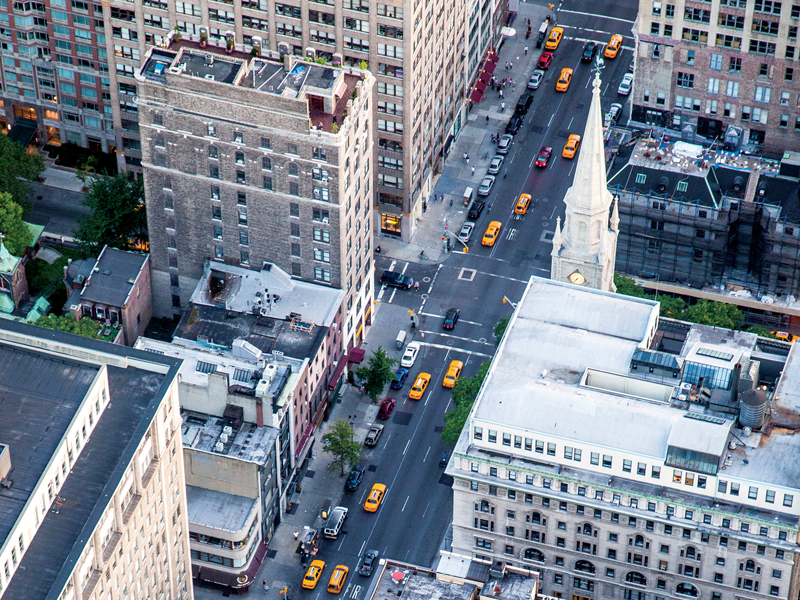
[26, 182, 89, 239]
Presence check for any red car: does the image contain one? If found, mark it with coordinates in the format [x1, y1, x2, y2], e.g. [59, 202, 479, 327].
[377, 398, 396, 419]
[534, 146, 553, 168]
[537, 52, 553, 70]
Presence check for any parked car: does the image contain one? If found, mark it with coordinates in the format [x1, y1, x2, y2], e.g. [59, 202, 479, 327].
[408, 373, 431, 400]
[459, 222, 475, 243]
[303, 561, 325, 590]
[400, 341, 421, 367]
[467, 201, 486, 219]
[562, 134, 581, 159]
[618, 73, 633, 95]
[345, 465, 366, 491]
[604, 34, 623, 58]
[505, 114, 523, 135]
[364, 483, 386, 512]
[443, 308, 461, 329]
[629, 58, 635, 72]
[377, 398, 395, 419]
[537, 51, 553, 70]
[496, 134, 513, 155]
[581, 42, 597, 62]
[488, 155, 504, 174]
[364, 424, 384, 447]
[390, 367, 409, 389]
[359, 550, 380, 576]
[515, 93, 533, 115]
[604, 103, 622, 128]
[535, 146, 553, 168]
[555, 68, 573, 92]
[478, 175, 496, 196]
[528, 69, 545, 90]
[379, 271, 413, 289]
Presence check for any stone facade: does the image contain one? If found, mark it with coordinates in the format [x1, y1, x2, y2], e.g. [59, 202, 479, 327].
[632, 0, 800, 155]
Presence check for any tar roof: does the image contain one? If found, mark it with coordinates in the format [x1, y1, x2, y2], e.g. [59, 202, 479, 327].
[79, 247, 148, 307]
[186, 485, 257, 533]
[182, 410, 278, 464]
[373, 564, 475, 600]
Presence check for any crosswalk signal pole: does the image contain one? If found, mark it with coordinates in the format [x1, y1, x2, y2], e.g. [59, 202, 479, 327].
[408, 309, 417, 328]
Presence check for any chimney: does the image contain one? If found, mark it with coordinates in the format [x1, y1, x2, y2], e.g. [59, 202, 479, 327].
[256, 397, 264, 427]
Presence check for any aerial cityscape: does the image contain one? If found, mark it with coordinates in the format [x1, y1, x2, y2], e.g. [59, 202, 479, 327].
[1, 0, 800, 598]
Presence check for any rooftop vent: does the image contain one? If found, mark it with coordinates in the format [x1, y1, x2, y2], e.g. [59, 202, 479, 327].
[657, 176, 669, 193]
[204, 73, 215, 81]
[732, 176, 745, 192]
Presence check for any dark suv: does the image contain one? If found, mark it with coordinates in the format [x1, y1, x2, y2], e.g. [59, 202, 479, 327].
[468, 201, 485, 219]
[515, 94, 533, 115]
[379, 271, 413, 288]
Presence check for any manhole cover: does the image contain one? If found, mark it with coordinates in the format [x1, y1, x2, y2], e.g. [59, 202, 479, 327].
[267, 549, 278, 559]
[479, 337, 487, 343]
[393, 411, 412, 425]
[447, 340, 454, 346]
[423, 277, 431, 282]
[543, 221, 549, 227]
[421, 293, 429, 300]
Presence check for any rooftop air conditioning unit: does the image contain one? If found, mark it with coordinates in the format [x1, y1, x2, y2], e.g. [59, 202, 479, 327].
[219, 433, 228, 443]
[214, 442, 224, 452]
[204, 74, 215, 81]
[223, 425, 233, 436]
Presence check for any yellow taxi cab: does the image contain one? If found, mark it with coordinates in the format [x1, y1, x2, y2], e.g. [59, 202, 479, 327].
[556, 68, 573, 92]
[364, 483, 386, 512]
[408, 372, 431, 400]
[604, 34, 623, 58]
[303, 560, 326, 589]
[562, 134, 581, 159]
[482, 221, 502, 246]
[514, 194, 532, 215]
[544, 26, 563, 51]
[443, 360, 464, 389]
[772, 331, 798, 342]
[327, 565, 349, 593]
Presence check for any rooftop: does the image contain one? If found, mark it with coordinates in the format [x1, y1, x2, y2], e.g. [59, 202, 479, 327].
[186, 485, 257, 533]
[0, 320, 180, 599]
[78, 247, 149, 308]
[182, 409, 278, 464]
[373, 562, 476, 600]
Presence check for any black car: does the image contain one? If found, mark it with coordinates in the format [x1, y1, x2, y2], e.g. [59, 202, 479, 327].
[505, 114, 523, 135]
[467, 201, 485, 220]
[345, 465, 366, 491]
[379, 270, 413, 289]
[390, 367, 409, 389]
[359, 549, 380, 576]
[581, 42, 597, 62]
[515, 94, 533, 115]
[443, 308, 460, 330]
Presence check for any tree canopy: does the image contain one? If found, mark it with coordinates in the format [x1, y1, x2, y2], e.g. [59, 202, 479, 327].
[35, 315, 103, 338]
[0, 134, 44, 214]
[355, 345, 398, 403]
[0, 192, 33, 256]
[494, 317, 510, 347]
[441, 360, 491, 445]
[323, 418, 362, 476]
[74, 173, 147, 255]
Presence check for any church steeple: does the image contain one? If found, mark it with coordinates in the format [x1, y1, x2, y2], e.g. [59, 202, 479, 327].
[550, 69, 618, 292]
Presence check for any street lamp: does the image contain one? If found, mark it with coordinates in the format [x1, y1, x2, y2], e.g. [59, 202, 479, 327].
[502, 296, 518, 310]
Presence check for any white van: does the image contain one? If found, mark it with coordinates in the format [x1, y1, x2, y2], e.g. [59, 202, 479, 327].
[323, 506, 348, 539]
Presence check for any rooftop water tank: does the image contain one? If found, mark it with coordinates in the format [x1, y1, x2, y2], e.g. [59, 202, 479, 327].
[739, 388, 767, 429]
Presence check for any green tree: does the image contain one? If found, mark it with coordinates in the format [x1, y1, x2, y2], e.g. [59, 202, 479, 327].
[323, 418, 362, 476]
[494, 316, 510, 347]
[74, 173, 147, 255]
[0, 134, 44, 214]
[355, 345, 398, 403]
[681, 298, 744, 330]
[35, 314, 102, 338]
[0, 192, 33, 256]
[441, 361, 491, 445]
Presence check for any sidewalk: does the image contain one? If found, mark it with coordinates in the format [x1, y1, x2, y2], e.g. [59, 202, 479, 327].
[375, 0, 553, 265]
[192, 304, 423, 600]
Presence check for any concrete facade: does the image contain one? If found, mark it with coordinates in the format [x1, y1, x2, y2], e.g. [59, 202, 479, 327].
[448, 277, 800, 600]
[632, 0, 800, 155]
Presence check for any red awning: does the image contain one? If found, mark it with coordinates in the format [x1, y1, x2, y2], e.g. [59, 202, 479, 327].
[479, 70, 491, 83]
[488, 51, 500, 63]
[483, 60, 496, 74]
[348, 347, 365, 364]
[327, 352, 348, 390]
[475, 80, 487, 93]
[470, 89, 484, 103]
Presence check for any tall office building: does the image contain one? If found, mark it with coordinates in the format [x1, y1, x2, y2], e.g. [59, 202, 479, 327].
[449, 276, 800, 600]
[632, 0, 800, 155]
[135, 43, 374, 350]
[0, 319, 193, 599]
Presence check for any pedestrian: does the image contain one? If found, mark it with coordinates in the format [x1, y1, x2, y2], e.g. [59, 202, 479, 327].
[293, 531, 300, 540]
[500, 101, 505, 112]
[463, 152, 468, 162]
[485, 114, 490, 124]
[527, 17, 531, 26]
[499, 89, 504, 99]
[524, 46, 528, 55]
[504, 61, 508, 69]
[263, 580, 269, 594]
[511, 81, 516, 91]
[509, 61, 513, 70]
[526, 29, 531, 39]
[471, 166, 475, 176]
[466, 154, 470, 163]
[503, 167, 508, 178]
[423, 200, 427, 212]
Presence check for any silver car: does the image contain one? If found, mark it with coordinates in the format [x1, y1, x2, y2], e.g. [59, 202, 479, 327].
[604, 103, 622, 128]
[487, 155, 504, 175]
[617, 73, 633, 96]
[497, 134, 513, 155]
[478, 175, 496, 196]
[458, 222, 475, 243]
[528, 69, 545, 90]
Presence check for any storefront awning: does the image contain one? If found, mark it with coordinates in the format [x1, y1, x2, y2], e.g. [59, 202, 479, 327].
[348, 347, 365, 364]
[470, 89, 484, 103]
[8, 118, 37, 147]
[488, 51, 500, 63]
[328, 352, 348, 390]
[475, 81, 487, 93]
[483, 60, 496, 74]
[479, 70, 491, 83]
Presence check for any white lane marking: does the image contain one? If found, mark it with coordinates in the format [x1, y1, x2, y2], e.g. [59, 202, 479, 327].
[403, 439, 411, 455]
[382, 433, 391, 449]
[423, 446, 431, 462]
[402, 495, 409, 512]
[568, 116, 574, 129]
[548, 113, 554, 127]
[420, 330, 496, 346]
[569, 163, 575, 176]
[358, 540, 366, 557]
[407, 341, 494, 358]
[422, 501, 432, 518]
[338, 536, 347, 551]
[419, 312, 483, 326]
[442, 266, 528, 283]
[444, 398, 452, 413]
[388, 288, 397, 303]
[559, 9, 636, 24]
